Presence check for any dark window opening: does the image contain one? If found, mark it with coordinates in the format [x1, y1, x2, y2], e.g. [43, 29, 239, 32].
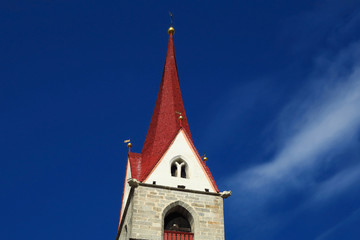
[164, 205, 194, 240]
[181, 165, 186, 178]
[164, 212, 191, 232]
[177, 185, 185, 189]
[171, 164, 177, 177]
[153, 181, 156, 185]
[205, 188, 209, 192]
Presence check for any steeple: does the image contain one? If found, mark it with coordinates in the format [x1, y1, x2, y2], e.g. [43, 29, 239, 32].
[116, 24, 229, 240]
[125, 25, 218, 193]
[138, 27, 193, 180]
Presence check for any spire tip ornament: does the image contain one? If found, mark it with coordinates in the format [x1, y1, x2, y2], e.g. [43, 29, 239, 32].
[124, 139, 132, 153]
[168, 12, 175, 35]
[168, 27, 175, 35]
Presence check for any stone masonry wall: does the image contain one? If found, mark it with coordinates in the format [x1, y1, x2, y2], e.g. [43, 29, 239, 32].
[120, 184, 225, 240]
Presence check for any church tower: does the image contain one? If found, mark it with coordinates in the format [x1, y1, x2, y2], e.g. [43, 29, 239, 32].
[116, 25, 231, 240]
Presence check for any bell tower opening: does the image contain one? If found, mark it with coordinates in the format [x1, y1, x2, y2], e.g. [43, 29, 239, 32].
[163, 205, 194, 240]
[165, 212, 191, 232]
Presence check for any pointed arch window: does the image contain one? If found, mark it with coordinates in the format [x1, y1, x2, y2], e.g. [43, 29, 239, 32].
[170, 159, 188, 179]
[164, 205, 194, 240]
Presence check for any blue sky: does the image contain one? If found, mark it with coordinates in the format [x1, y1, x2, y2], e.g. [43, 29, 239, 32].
[1, 1, 360, 239]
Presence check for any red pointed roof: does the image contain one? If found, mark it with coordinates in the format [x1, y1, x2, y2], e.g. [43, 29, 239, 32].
[139, 33, 192, 180]
[128, 31, 218, 192]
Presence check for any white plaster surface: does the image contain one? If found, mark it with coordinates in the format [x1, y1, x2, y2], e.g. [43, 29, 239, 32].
[144, 130, 216, 192]
[120, 160, 132, 218]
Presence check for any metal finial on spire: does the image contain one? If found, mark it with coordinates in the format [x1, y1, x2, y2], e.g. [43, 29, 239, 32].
[124, 139, 132, 153]
[168, 12, 175, 35]
[169, 12, 173, 26]
[176, 111, 183, 127]
[201, 154, 207, 163]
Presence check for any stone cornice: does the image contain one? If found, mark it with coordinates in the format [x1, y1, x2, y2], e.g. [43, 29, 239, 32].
[138, 182, 221, 196]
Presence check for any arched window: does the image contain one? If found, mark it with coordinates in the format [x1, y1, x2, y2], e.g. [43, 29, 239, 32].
[164, 205, 194, 240]
[170, 159, 188, 178]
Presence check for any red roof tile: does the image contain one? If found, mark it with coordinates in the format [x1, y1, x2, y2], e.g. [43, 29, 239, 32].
[128, 152, 142, 180]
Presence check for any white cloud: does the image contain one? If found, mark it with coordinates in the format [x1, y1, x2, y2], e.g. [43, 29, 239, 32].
[229, 41, 360, 205]
[311, 165, 360, 203]
[220, 6, 360, 240]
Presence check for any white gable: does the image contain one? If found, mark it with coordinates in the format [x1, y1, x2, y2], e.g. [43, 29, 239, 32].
[144, 129, 216, 192]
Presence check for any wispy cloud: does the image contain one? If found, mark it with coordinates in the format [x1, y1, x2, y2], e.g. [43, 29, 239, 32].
[232, 41, 360, 192]
[311, 165, 360, 204]
[225, 42, 360, 238]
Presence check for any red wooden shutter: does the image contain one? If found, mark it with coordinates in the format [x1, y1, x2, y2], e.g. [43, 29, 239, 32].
[164, 230, 194, 240]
